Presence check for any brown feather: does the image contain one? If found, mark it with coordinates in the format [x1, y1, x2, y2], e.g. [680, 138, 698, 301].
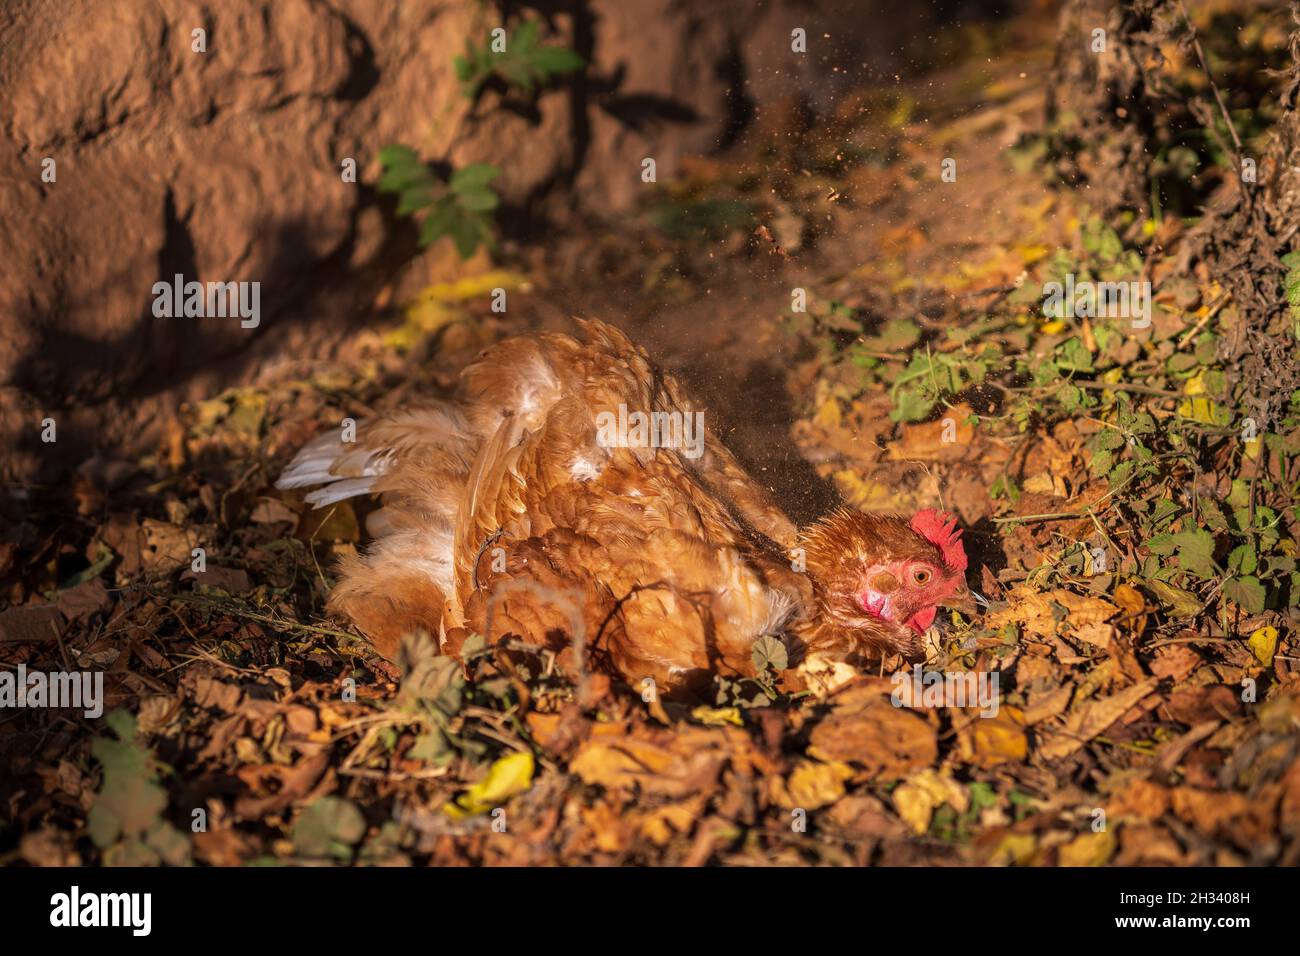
[277, 319, 970, 696]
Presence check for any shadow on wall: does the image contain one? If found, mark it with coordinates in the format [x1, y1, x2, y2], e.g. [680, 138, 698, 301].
[5, 0, 1029, 486]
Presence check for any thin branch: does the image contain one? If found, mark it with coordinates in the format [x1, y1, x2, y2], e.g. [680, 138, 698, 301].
[1177, 0, 1249, 203]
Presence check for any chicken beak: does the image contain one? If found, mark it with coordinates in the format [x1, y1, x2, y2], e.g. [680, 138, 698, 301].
[944, 583, 982, 617]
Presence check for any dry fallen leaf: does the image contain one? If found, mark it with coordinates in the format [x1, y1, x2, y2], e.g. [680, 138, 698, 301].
[0, 604, 64, 644]
[777, 759, 853, 810]
[808, 692, 937, 778]
[639, 796, 707, 846]
[1073, 622, 1115, 648]
[892, 769, 966, 834]
[1106, 776, 1171, 823]
[985, 586, 1119, 638]
[569, 727, 729, 799]
[1037, 678, 1159, 761]
[957, 706, 1029, 768]
[886, 403, 976, 461]
[140, 519, 199, 573]
[1022, 684, 1074, 726]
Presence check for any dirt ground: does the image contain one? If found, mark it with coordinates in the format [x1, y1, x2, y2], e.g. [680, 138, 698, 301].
[4, 4, 1300, 867]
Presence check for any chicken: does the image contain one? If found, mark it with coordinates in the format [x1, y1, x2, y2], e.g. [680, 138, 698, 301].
[277, 319, 974, 696]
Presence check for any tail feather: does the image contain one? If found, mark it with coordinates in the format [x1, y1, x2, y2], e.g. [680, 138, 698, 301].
[275, 403, 475, 515]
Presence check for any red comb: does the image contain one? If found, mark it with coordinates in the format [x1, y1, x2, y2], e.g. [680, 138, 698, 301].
[910, 509, 967, 572]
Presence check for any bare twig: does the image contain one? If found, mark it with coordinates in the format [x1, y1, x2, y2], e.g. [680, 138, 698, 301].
[1177, 0, 1249, 202]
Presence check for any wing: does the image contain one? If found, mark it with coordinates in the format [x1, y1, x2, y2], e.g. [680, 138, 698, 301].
[277, 318, 808, 687]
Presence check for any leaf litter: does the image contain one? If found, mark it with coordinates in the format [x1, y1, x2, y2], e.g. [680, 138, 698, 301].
[3, 6, 1300, 868]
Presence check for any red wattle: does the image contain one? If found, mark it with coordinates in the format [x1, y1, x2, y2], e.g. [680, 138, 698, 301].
[906, 606, 937, 633]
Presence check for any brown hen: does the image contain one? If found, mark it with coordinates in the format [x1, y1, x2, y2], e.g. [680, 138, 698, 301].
[277, 319, 974, 695]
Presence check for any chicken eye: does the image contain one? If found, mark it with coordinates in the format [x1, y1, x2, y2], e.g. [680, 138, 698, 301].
[911, 567, 932, 586]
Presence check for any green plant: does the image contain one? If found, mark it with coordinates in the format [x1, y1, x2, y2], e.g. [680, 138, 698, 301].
[454, 20, 584, 99]
[87, 710, 190, 865]
[377, 145, 499, 258]
[1283, 249, 1300, 340]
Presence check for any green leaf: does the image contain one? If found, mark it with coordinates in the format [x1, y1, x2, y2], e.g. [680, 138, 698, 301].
[1148, 529, 1215, 578]
[419, 202, 458, 248]
[1228, 543, 1257, 575]
[292, 797, 366, 860]
[87, 710, 173, 851]
[449, 163, 500, 193]
[450, 209, 484, 258]
[871, 318, 921, 351]
[1142, 579, 1203, 618]
[1174, 530, 1217, 578]
[377, 143, 420, 169]
[1150, 498, 1180, 527]
[1227, 479, 1251, 508]
[1094, 429, 1125, 452]
[512, 18, 540, 53]
[376, 144, 434, 194]
[531, 46, 586, 73]
[408, 728, 456, 766]
[1199, 498, 1230, 532]
[456, 185, 499, 212]
[892, 388, 936, 422]
[990, 475, 1021, 503]
[1223, 576, 1266, 614]
[378, 157, 434, 194]
[502, 60, 537, 91]
[1055, 336, 1094, 372]
[395, 184, 437, 215]
[397, 631, 465, 716]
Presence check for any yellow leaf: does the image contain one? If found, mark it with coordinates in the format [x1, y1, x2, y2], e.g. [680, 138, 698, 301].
[409, 270, 531, 305]
[225, 389, 267, 437]
[832, 470, 892, 508]
[988, 832, 1037, 866]
[191, 398, 228, 434]
[443, 751, 534, 818]
[1249, 625, 1278, 668]
[1178, 371, 1220, 425]
[1015, 243, 1050, 265]
[1039, 319, 1067, 335]
[1058, 829, 1117, 867]
[690, 706, 743, 727]
[813, 396, 842, 429]
[383, 300, 463, 352]
[783, 759, 853, 810]
[892, 769, 966, 834]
